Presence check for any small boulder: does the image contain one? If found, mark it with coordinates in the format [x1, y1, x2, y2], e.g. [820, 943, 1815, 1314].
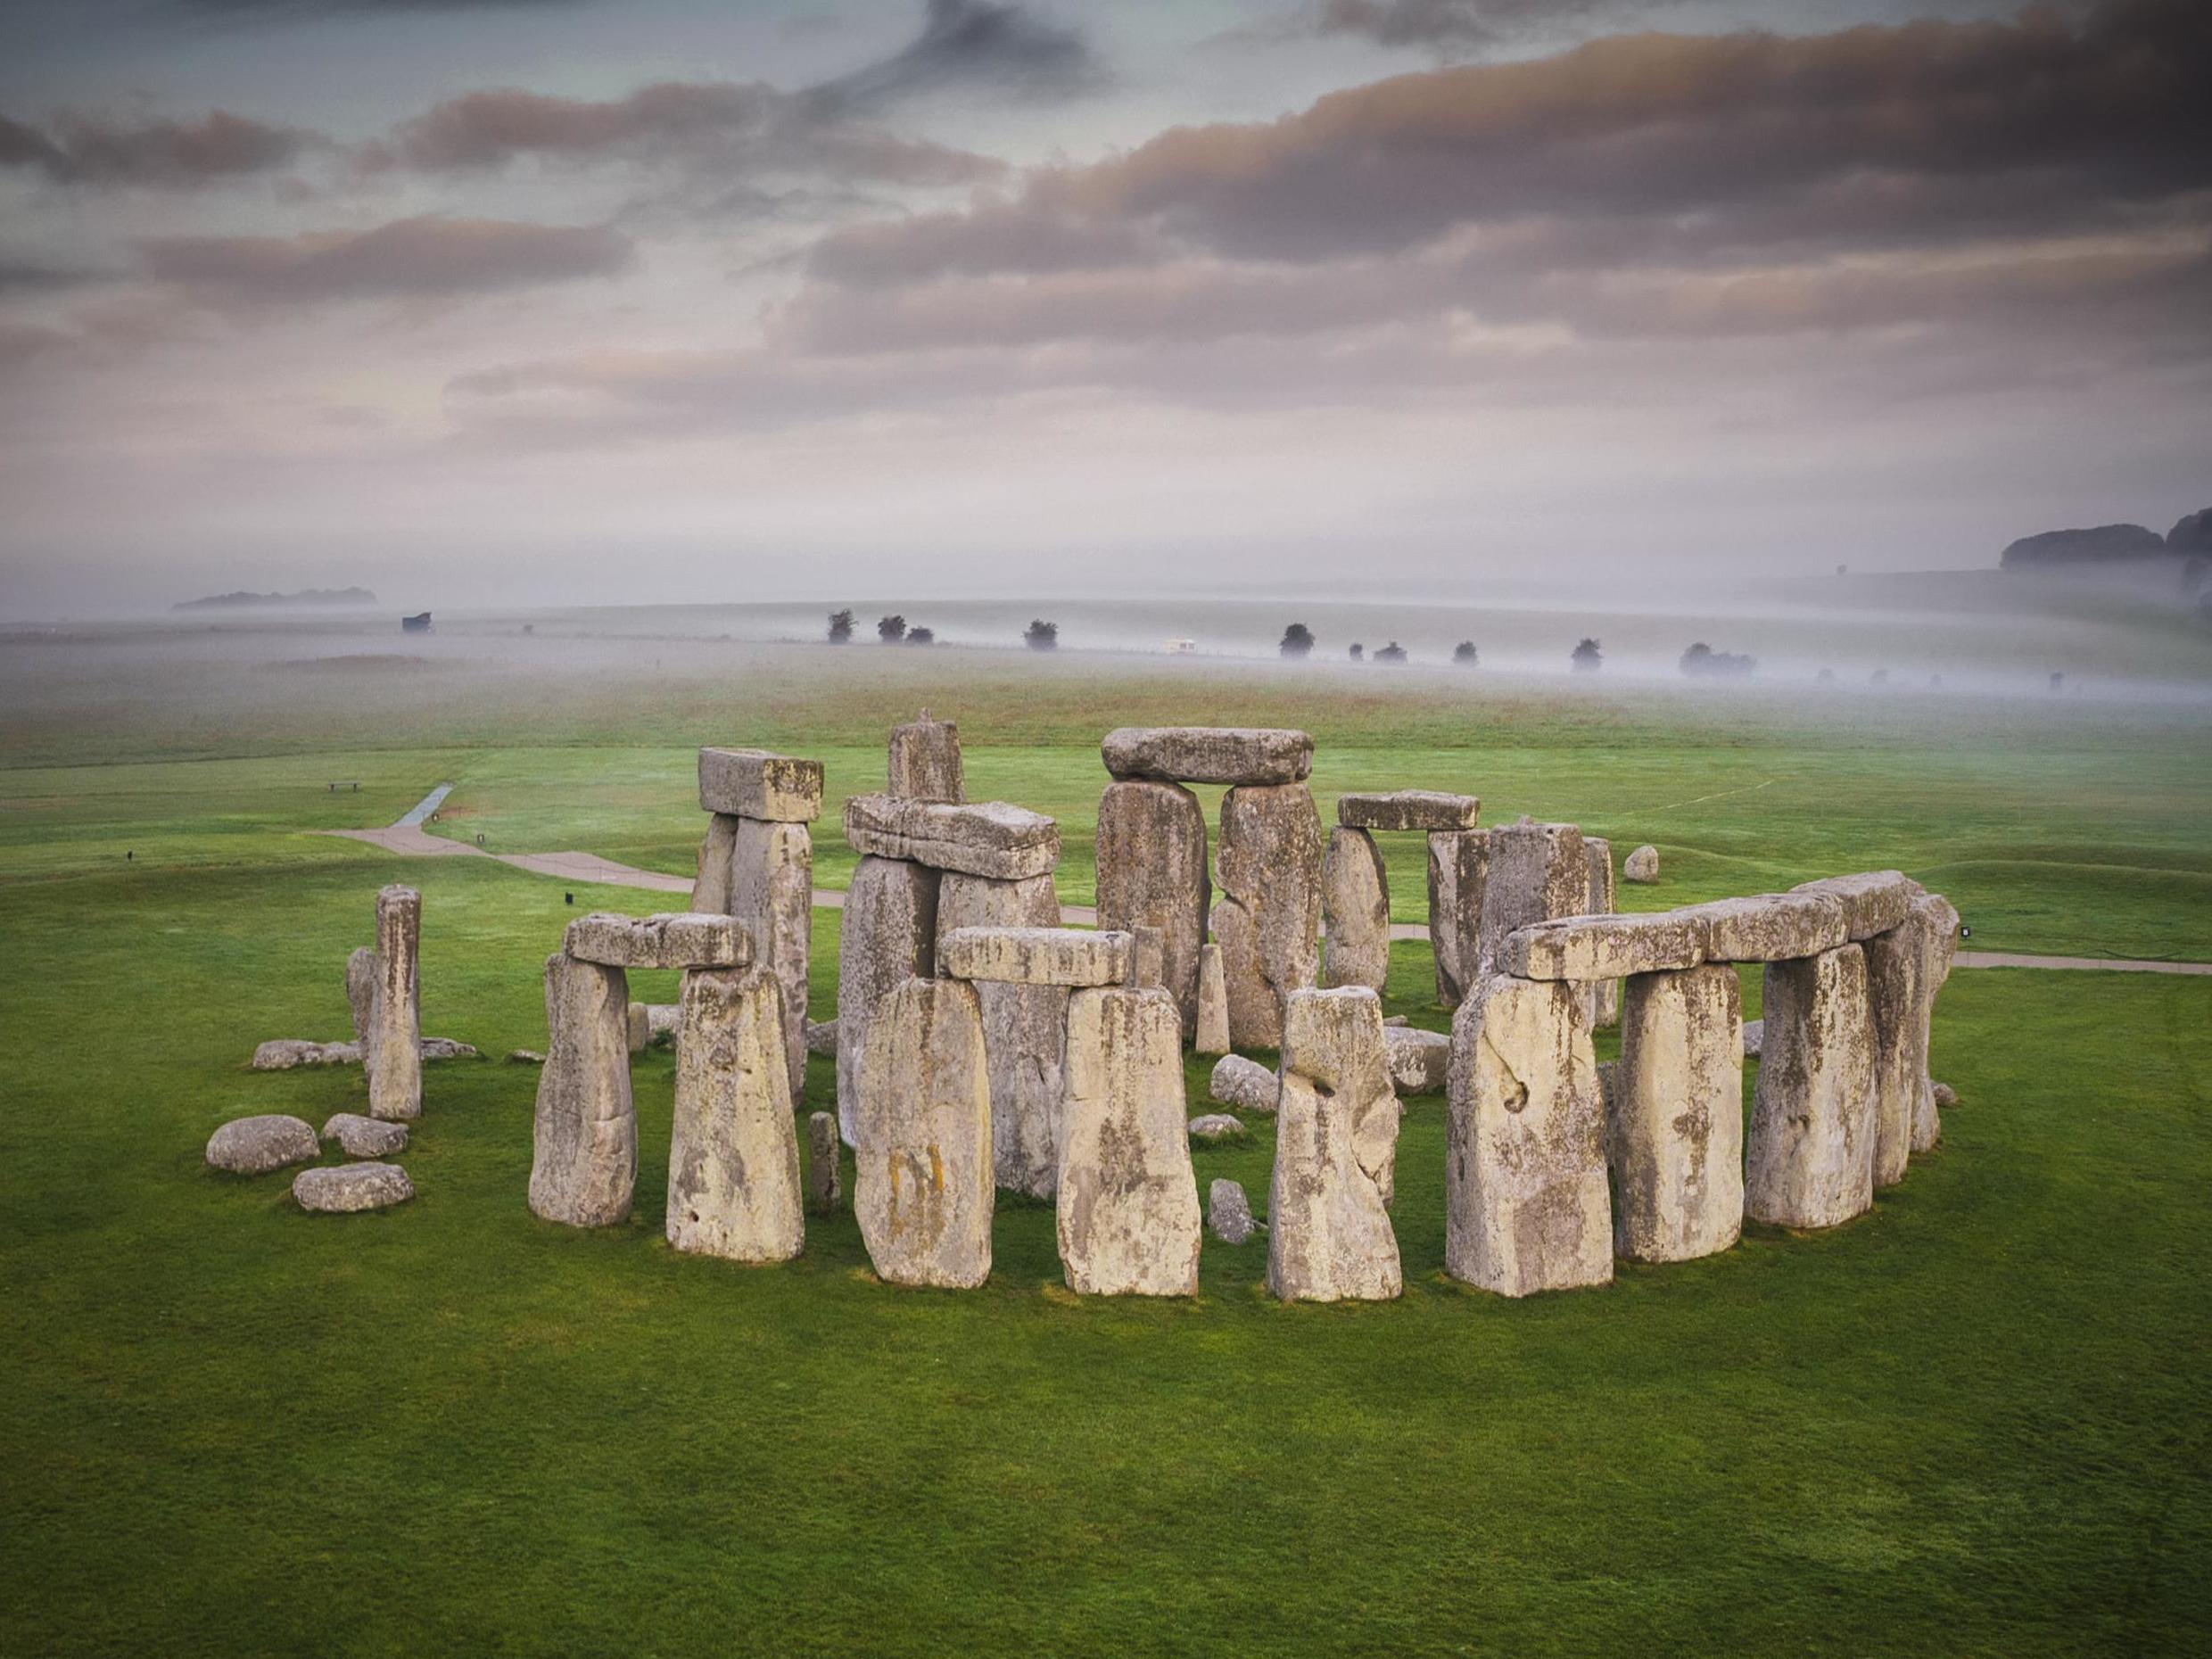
[251, 1039, 360, 1070]
[1742, 1019, 1763, 1058]
[805, 1019, 838, 1057]
[322, 1113, 409, 1158]
[1208, 1178, 1261, 1244]
[293, 1161, 415, 1213]
[1931, 1080, 1958, 1109]
[1209, 1052, 1278, 1114]
[206, 1114, 320, 1175]
[1382, 1026, 1450, 1095]
[508, 1049, 546, 1064]
[1188, 1113, 1245, 1141]
[1624, 845, 1660, 884]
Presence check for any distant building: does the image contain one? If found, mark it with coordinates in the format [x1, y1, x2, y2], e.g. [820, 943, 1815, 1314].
[401, 612, 432, 634]
[1162, 638, 1196, 655]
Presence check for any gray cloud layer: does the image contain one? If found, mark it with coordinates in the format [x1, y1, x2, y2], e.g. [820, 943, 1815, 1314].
[0, 108, 310, 187]
[811, 0, 1105, 111]
[143, 214, 631, 303]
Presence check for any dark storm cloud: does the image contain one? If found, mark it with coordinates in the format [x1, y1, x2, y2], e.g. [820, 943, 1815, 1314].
[141, 214, 631, 303]
[0, 108, 311, 187]
[175, 0, 585, 15]
[810, 0, 1107, 111]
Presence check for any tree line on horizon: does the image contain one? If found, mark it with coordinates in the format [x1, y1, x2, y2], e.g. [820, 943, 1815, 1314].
[825, 610, 1060, 649]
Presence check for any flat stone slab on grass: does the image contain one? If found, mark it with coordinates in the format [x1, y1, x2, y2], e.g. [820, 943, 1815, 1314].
[1382, 1026, 1450, 1095]
[564, 912, 751, 970]
[1188, 1113, 1245, 1141]
[207, 1114, 320, 1175]
[1102, 727, 1314, 786]
[842, 794, 1060, 881]
[252, 1036, 476, 1069]
[1791, 871, 1917, 943]
[1501, 912, 1707, 981]
[294, 1161, 415, 1213]
[322, 1113, 409, 1158]
[937, 925, 1133, 986]
[1335, 790, 1481, 832]
[697, 747, 823, 822]
[1677, 892, 1848, 962]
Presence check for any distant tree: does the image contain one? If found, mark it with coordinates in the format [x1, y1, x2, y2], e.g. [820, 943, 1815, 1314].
[1025, 619, 1059, 651]
[1452, 640, 1477, 665]
[1572, 637, 1602, 672]
[906, 625, 935, 646]
[877, 614, 907, 644]
[827, 608, 854, 644]
[1375, 640, 1407, 664]
[1680, 641, 1755, 677]
[1280, 623, 1315, 658]
[1349, 642, 1365, 661]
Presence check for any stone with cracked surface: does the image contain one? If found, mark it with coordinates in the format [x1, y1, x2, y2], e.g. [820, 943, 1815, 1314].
[1188, 1113, 1244, 1141]
[323, 1112, 408, 1159]
[1382, 1025, 1450, 1095]
[1623, 844, 1660, 884]
[936, 925, 1131, 987]
[697, 747, 822, 822]
[1610, 964, 1744, 1262]
[1746, 944, 1878, 1230]
[1500, 912, 1707, 982]
[1584, 836, 1621, 1028]
[1101, 726, 1313, 786]
[937, 873, 1070, 1200]
[206, 1114, 319, 1176]
[346, 946, 377, 1044]
[530, 952, 635, 1228]
[1094, 780, 1209, 1028]
[689, 813, 739, 913]
[843, 794, 1060, 881]
[1267, 987, 1402, 1302]
[835, 855, 940, 1144]
[1911, 894, 1960, 1153]
[1426, 830, 1488, 1008]
[1208, 1177, 1261, 1244]
[1209, 1052, 1278, 1115]
[805, 1018, 838, 1057]
[1335, 789, 1481, 832]
[854, 977, 994, 1289]
[1321, 825, 1391, 994]
[1790, 871, 1917, 944]
[1211, 781, 1323, 1047]
[666, 965, 804, 1263]
[727, 816, 813, 1098]
[807, 1111, 841, 1211]
[887, 712, 964, 803]
[293, 1161, 414, 1213]
[1680, 892, 1848, 963]
[366, 885, 422, 1123]
[1193, 943, 1231, 1056]
[1475, 821, 1589, 981]
[566, 912, 750, 971]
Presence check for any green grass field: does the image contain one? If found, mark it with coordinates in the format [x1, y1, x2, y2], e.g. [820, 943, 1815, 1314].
[2, 633, 2208, 1655]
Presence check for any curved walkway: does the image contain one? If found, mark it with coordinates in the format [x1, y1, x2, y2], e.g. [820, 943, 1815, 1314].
[325, 787, 2211, 977]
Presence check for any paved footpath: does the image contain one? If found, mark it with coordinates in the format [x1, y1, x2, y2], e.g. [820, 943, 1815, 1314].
[326, 790, 2211, 977]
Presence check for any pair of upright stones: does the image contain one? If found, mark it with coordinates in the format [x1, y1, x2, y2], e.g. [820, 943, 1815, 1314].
[1095, 727, 1319, 1049]
[835, 714, 1070, 1200]
[1411, 815, 1621, 1023]
[346, 884, 424, 1122]
[529, 911, 807, 1264]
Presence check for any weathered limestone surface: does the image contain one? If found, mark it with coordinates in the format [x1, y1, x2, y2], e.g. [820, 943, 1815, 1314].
[1584, 837, 1621, 1028]
[252, 1039, 361, 1069]
[937, 872, 1069, 1200]
[843, 794, 1060, 881]
[697, 747, 823, 822]
[1624, 844, 1660, 884]
[1501, 912, 1706, 982]
[728, 816, 813, 1098]
[1102, 726, 1314, 786]
[854, 978, 994, 1289]
[1791, 871, 1916, 943]
[1209, 1052, 1277, 1115]
[1683, 892, 1847, 962]
[1862, 914, 1927, 1189]
[1193, 944, 1230, 1055]
[1383, 1025, 1450, 1095]
[1209, 1178, 1260, 1244]
[1321, 826, 1391, 994]
[323, 1112, 408, 1158]
[835, 855, 940, 1144]
[806, 1111, 841, 1210]
[1931, 1080, 1959, 1110]
[1912, 894, 1960, 1153]
[1336, 790, 1481, 832]
[1746, 945, 1877, 1229]
[1445, 974, 1612, 1297]
[689, 813, 740, 913]
[206, 1115, 319, 1175]
[1611, 964, 1744, 1262]
[887, 712, 964, 803]
[1188, 1113, 1244, 1141]
[366, 885, 422, 1124]
[1125, 925, 1165, 992]
[346, 946, 377, 1044]
[626, 1001, 650, 1055]
[1094, 780, 1209, 1028]
[1056, 986, 1202, 1297]
[1212, 781, 1323, 1047]
[667, 966, 804, 1263]
[529, 952, 636, 1227]
[565, 911, 750, 970]
[937, 925, 1131, 986]
[1267, 987, 1401, 1302]
[1475, 821, 1588, 979]
[1743, 1018, 1764, 1057]
[1426, 830, 1488, 1007]
[805, 1018, 838, 1057]
[293, 1162, 414, 1213]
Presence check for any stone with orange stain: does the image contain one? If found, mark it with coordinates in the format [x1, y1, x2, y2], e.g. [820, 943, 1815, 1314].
[854, 977, 993, 1288]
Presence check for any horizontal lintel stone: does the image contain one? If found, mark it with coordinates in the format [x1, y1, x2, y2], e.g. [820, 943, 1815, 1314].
[1335, 790, 1481, 832]
[1677, 892, 1848, 963]
[564, 912, 752, 970]
[1101, 726, 1314, 786]
[842, 794, 1059, 880]
[1501, 912, 1707, 981]
[697, 747, 823, 822]
[937, 926, 1134, 986]
[1789, 871, 1917, 942]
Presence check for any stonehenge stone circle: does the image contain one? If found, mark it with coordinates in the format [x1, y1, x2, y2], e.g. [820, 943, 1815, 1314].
[697, 747, 824, 823]
[529, 951, 637, 1228]
[937, 875, 1070, 1200]
[937, 924, 1132, 986]
[1267, 987, 1402, 1302]
[854, 977, 994, 1289]
[843, 795, 1060, 882]
[565, 912, 750, 971]
[888, 711, 964, 803]
[366, 885, 423, 1124]
[1209, 1178, 1260, 1245]
[727, 815, 813, 1098]
[323, 1113, 408, 1159]
[835, 854, 941, 1143]
[807, 1111, 841, 1211]
[1426, 829, 1488, 1007]
[1382, 1025, 1450, 1095]
[1321, 825, 1391, 994]
[206, 1114, 320, 1176]
[293, 1162, 415, 1213]
[1209, 1052, 1278, 1115]
[1095, 779, 1210, 1029]
[1193, 943, 1230, 1055]
[1212, 780, 1324, 1047]
[1056, 986, 1204, 1297]
[1102, 726, 1313, 786]
[1623, 844, 1660, 884]
[1446, 974, 1612, 1297]
[1610, 963, 1744, 1262]
[1746, 944, 1878, 1230]
[1335, 790, 1480, 833]
[1476, 821, 1588, 980]
[667, 966, 804, 1263]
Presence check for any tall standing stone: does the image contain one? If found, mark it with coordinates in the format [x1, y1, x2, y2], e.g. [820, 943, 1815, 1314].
[854, 977, 993, 1289]
[666, 966, 804, 1263]
[1445, 974, 1611, 1296]
[1476, 821, 1588, 980]
[1321, 826, 1391, 994]
[345, 946, 377, 1044]
[690, 812, 740, 914]
[807, 1111, 841, 1211]
[937, 871, 1068, 1198]
[1267, 987, 1401, 1302]
[1861, 915, 1925, 1190]
[729, 817, 813, 1101]
[835, 854, 940, 1144]
[529, 952, 635, 1227]
[1094, 780, 1209, 1029]
[1212, 782, 1323, 1048]
[888, 711, 964, 802]
[1583, 836, 1620, 1028]
[1193, 943, 1230, 1056]
[1056, 986, 1202, 1297]
[1746, 944, 1878, 1230]
[366, 885, 422, 1123]
[1610, 963, 1743, 1262]
[1426, 830, 1488, 1008]
[1911, 892, 1960, 1153]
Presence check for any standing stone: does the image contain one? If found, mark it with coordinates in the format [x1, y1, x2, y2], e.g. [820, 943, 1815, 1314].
[1267, 987, 1401, 1302]
[667, 966, 804, 1263]
[1583, 836, 1621, 1028]
[1321, 826, 1391, 994]
[729, 816, 813, 1100]
[345, 946, 377, 1044]
[835, 855, 941, 1145]
[1862, 915, 1926, 1190]
[1624, 844, 1660, 884]
[807, 1111, 841, 1211]
[1746, 944, 1878, 1230]
[1208, 1178, 1259, 1245]
[1476, 821, 1588, 980]
[888, 711, 964, 802]
[1426, 830, 1488, 1008]
[1094, 780, 1209, 1029]
[366, 885, 422, 1123]
[1193, 943, 1231, 1056]
[1212, 782, 1323, 1047]
[529, 952, 635, 1227]
[938, 871, 1068, 1198]
[854, 978, 993, 1288]
[1611, 963, 1744, 1262]
[1056, 986, 1203, 1297]
[626, 1001, 650, 1055]
[1911, 893, 1960, 1153]
[690, 812, 741, 914]
[1445, 974, 1611, 1297]
[1125, 925, 1166, 993]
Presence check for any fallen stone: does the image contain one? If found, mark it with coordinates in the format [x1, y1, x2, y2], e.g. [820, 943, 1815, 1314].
[420, 1037, 477, 1061]
[1623, 844, 1660, 884]
[937, 872, 1069, 1200]
[529, 952, 635, 1228]
[887, 711, 964, 803]
[697, 747, 823, 822]
[807, 1110, 841, 1210]
[1382, 1025, 1450, 1095]
[854, 977, 994, 1289]
[1445, 974, 1612, 1297]
[1056, 986, 1202, 1296]
[1742, 1018, 1763, 1057]
[1212, 781, 1324, 1047]
[1188, 1113, 1244, 1141]
[1267, 987, 1401, 1301]
[1194, 942, 1231, 1056]
[508, 1049, 546, 1064]
[206, 1114, 320, 1176]
[365, 885, 422, 1124]
[1382, 1014, 1408, 1027]
[937, 925, 1132, 986]
[345, 946, 377, 1044]
[1208, 1177, 1261, 1244]
[1426, 830, 1488, 1007]
[805, 1018, 838, 1057]
[689, 813, 739, 913]
[1610, 963, 1744, 1262]
[728, 816, 813, 1098]
[565, 912, 750, 971]
[1790, 871, 1916, 943]
[1321, 826, 1391, 994]
[1475, 821, 1588, 980]
[1095, 779, 1211, 1029]
[251, 1039, 361, 1069]
[1931, 1080, 1958, 1109]
[836, 855, 940, 1144]
[1101, 726, 1314, 786]
[843, 794, 1061, 881]
[667, 965, 804, 1263]
[1209, 1052, 1278, 1115]
[1335, 789, 1481, 832]
[1746, 944, 1877, 1229]
[1679, 892, 1848, 963]
[1499, 912, 1706, 982]
[293, 1161, 414, 1213]
[322, 1112, 408, 1158]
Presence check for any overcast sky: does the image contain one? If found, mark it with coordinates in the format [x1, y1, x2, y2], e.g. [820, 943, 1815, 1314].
[1, 0, 2206, 615]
